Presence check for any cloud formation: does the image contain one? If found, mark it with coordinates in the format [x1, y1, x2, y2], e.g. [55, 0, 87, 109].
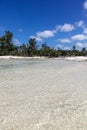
[76, 42, 87, 48]
[83, 27, 87, 34]
[56, 23, 75, 32]
[83, 0, 87, 9]
[30, 36, 43, 42]
[30, 16, 87, 50]
[30, 23, 75, 42]
[71, 34, 87, 41]
[76, 20, 85, 28]
[30, 29, 55, 42]
[37, 30, 55, 38]
[58, 38, 71, 43]
[59, 23, 75, 32]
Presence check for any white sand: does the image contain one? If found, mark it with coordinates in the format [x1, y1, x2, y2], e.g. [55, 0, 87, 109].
[54, 56, 87, 61]
[0, 56, 45, 59]
[64, 56, 87, 61]
[0, 56, 87, 61]
[0, 59, 87, 130]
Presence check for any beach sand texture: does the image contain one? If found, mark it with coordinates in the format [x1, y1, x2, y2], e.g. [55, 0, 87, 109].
[0, 59, 87, 130]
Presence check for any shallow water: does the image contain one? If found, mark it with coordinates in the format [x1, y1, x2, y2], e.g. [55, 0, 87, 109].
[0, 59, 87, 130]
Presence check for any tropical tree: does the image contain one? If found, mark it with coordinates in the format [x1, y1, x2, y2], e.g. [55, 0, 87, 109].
[0, 31, 14, 55]
[81, 47, 87, 56]
[27, 38, 38, 56]
[19, 43, 28, 56]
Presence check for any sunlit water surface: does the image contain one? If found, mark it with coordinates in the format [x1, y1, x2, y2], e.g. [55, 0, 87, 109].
[0, 59, 87, 130]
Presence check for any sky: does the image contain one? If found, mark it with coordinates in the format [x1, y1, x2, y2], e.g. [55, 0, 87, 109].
[0, 0, 87, 49]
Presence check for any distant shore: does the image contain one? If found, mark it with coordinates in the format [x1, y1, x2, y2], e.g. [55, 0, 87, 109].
[54, 56, 87, 61]
[0, 56, 87, 61]
[65, 56, 87, 61]
[0, 56, 46, 59]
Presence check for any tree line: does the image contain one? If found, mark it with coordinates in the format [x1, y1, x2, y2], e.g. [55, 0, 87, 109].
[0, 31, 87, 57]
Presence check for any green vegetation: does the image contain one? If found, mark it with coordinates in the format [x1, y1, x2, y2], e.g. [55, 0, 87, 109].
[0, 31, 87, 57]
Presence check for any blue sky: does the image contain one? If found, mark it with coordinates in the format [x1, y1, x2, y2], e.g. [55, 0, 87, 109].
[0, 0, 87, 49]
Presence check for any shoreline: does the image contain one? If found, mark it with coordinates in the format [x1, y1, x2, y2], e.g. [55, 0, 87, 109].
[54, 56, 87, 61]
[0, 56, 87, 61]
[64, 56, 87, 61]
[0, 56, 46, 59]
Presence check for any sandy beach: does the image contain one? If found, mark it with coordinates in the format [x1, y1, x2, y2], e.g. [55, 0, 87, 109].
[0, 56, 87, 61]
[54, 56, 87, 61]
[0, 56, 46, 59]
[64, 56, 87, 61]
[0, 58, 87, 130]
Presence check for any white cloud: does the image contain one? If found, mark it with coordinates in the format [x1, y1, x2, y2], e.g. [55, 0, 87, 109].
[76, 42, 83, 47]
[55, 23, 75, 32]
[76, 20, 85, 28]
[58, 38, 71, 43]
[13, 39, 21, 45]
[60, 23, 75, 32]
[71, 34, 87, 41]
[30, 29, 56, 42]
[76, 42, 87, 48]
[83, 0, 87, 9]
[18, 29, 23, 32]
[37, 30, 55, 38]
[55, 25, 62, 32]
[29, 21, 85, 43]
[30, 36, 43, 42]
[83, 27, 87, 34]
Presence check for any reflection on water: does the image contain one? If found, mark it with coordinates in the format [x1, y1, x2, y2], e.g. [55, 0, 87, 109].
[0, 59, 87, 130]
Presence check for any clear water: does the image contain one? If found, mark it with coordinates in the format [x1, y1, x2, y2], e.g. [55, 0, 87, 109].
[0, 59, 87, 130]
